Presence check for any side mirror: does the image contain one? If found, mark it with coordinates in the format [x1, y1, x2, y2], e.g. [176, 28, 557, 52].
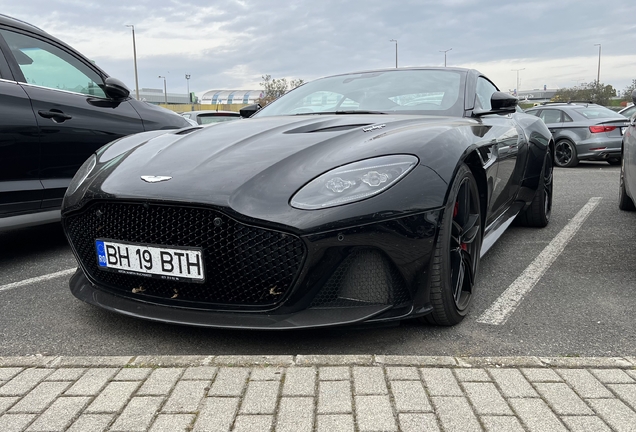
[473, 91, 518, 117]
[240, 103, 262, 118]
[103, 77, 130, 100]
[632, 89, 636, 105]
[491, 91, 518, 111]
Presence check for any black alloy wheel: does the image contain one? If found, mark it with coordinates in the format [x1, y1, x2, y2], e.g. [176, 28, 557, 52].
[554, 139, 579, 168]
[542, 153, 554, 221]
[516, 151, 553, 227]
[424, 164, 482, 326]
[619, 155, 636, 211]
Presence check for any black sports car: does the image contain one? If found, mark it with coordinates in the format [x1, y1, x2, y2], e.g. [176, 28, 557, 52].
[62, 67, 554, 329]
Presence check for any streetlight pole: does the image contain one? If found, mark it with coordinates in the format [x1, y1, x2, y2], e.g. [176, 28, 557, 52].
[185, 74, 191, 110]
[125, 25, 139, 100]
[389, 39, 398, 68]
[158, 76, 167, 105]
[439, 48, 452, 67]
[511, 68, 525, 96]
[594, 43, 601, 85]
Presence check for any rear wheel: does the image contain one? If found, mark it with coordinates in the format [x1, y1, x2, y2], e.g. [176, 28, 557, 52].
[516, 151, 553, 227]
[554, 139, 578, 168]
[423, 164, 482, 326]
[619, 156, 635, 211]
[608, 158, 621, 166]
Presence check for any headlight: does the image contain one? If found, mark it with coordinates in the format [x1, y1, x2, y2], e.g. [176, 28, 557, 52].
[66, 153, 97, 196]
[290, 155, 418, 210]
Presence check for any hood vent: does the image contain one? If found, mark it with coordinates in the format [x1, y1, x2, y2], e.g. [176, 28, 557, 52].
[285, 122, 373, 134]
[310, 124, 372, 133]
[175, 127, 203, 135]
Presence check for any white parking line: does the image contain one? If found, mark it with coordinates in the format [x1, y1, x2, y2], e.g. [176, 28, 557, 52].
[477, 197, 602, 326]
[0, 268, 76, 293]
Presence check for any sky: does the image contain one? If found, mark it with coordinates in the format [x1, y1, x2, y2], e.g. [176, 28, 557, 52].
[2, 0, 635, 99]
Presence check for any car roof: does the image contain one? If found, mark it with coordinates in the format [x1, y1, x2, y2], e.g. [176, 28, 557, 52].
[0, 14, 46, 34]
[535, 102, 602, 109]
[0, 14, 110, 79]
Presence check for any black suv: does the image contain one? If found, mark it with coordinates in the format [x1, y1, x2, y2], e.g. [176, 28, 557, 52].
[0, 15, 190, 231]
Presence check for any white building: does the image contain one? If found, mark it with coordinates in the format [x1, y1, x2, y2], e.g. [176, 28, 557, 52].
[199, 89, 262, 105]
[136, 88, 191, 104]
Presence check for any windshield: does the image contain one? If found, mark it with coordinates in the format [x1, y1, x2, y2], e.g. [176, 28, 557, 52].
[574, 106, 624, 120]
[620, 105, 636, 118]
[198, 115, 240, 125]
[254, 69, 466, 118]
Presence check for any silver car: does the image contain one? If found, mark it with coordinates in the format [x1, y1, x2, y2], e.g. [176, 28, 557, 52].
[526, 103, 630, 167]
[619, 104, 636, 119]
[180, 110, 240, 125]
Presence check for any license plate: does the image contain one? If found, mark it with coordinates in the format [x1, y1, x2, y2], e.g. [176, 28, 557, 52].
[95, 239, 205, 282]
[622, 127, 627, 135]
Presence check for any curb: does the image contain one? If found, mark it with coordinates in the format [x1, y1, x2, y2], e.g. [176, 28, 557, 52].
[1, 355, 634, 369]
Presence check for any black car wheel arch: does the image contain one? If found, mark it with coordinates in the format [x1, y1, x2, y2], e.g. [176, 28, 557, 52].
[423, 163, 482, 326]
[555, 139, 579, 168]
[516, 151, 553, 227]
[619, 156, 635, 211]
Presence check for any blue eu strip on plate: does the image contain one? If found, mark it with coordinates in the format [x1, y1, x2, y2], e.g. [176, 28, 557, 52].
[95, 240, 107, 267]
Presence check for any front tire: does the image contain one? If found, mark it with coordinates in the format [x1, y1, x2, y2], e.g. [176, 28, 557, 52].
[555, 139, 578, 168]
[619, 156, 635, 211]
[424, 164, 482, 326]
[516, 151, 553, 227]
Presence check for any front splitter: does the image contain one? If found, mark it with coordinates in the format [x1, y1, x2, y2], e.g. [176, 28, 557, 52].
[70, 270, 394, 330]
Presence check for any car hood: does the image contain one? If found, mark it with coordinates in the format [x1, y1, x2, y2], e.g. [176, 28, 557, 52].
[79, 114, 471, 229]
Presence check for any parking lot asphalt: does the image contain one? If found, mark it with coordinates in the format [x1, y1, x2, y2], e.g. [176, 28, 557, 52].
[0, 162, 634, 358]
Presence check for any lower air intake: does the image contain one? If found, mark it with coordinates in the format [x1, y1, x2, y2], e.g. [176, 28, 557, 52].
[310, 248, 410, 308]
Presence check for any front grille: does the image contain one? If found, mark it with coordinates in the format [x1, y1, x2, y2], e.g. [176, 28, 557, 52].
[64, 201, 306, 307]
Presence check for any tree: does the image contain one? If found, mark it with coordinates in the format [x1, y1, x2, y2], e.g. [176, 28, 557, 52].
[552, 81, 616, 106]
[623, 79, 636, 102]
[257, 75, 304, 106]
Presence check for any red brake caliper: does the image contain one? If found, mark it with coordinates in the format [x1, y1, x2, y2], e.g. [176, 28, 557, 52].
[453, 201, 467, 251]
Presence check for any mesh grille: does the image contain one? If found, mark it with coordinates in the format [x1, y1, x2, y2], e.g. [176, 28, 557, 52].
[310, 249, 410, 308]
[64, 201, 305, 307]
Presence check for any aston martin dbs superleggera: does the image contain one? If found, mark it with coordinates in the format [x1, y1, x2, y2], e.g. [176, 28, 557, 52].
[62, 67, 554, 329]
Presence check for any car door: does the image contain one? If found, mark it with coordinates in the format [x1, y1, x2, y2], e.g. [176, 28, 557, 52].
[538, 108, 564, 138]
[474, 77, 521, 224]
[0, 37, 42, 217]
[0, 27, 145, 209]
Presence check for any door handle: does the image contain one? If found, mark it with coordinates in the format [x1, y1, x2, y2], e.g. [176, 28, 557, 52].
[38, 109, 72, 123]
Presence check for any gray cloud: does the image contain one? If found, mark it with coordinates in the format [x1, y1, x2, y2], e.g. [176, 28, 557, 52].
[2, 0, 634, 94]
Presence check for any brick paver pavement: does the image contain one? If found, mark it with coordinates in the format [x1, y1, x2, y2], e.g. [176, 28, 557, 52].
[0, 355, 635, 431]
